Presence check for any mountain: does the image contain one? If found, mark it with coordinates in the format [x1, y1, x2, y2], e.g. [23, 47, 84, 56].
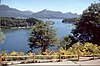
[0, 5, 33, 18]
[31, 9, 80, 19]
[0, 5, 80, 18]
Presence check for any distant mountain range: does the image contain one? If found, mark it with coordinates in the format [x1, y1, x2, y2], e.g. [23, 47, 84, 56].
[31, 9, 79, 19]
[0, 5, 80, 19]
[0, 5, 33, 18]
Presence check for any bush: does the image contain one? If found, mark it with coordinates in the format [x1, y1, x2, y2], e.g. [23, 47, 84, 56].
[9, 51, 24, 56]
[66, 42, 100, 55]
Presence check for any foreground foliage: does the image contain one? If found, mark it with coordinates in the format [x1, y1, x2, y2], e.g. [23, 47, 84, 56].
[0, 42, 100, 61]
[1, 42, 100, 56]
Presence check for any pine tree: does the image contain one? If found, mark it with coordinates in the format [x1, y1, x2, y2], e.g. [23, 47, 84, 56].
[72, 3, 100, 45]
[28, 20, 57, 54]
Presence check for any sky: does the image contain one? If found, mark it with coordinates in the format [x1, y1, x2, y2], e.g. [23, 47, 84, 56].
[1, 0, 100, 14]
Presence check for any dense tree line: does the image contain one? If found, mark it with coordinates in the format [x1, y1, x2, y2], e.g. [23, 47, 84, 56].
[0, 17, 40, 29]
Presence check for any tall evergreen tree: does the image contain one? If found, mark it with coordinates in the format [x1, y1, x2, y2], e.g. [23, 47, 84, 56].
[71, 3, 100, 45]
[28, 20, 57, 54]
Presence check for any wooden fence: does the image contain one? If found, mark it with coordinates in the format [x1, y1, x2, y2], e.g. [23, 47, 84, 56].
[0, 54, 100, 63]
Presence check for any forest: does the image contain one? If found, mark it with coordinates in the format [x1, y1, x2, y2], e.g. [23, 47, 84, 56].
[0, 17, 40, 29]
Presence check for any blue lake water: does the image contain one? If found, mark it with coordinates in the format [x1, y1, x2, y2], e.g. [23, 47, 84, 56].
[1, 19, 75, 53]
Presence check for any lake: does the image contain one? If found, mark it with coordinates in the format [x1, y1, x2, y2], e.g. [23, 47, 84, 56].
[1, 19, 75, 53]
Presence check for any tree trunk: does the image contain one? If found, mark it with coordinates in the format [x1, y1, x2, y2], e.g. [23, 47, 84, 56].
[66, 43, 72, 50]
[41, 46, 47, 55]
[59, 53, 61, 62]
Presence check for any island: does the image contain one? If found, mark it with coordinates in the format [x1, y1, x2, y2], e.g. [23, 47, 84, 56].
[62, 18, 80, 23]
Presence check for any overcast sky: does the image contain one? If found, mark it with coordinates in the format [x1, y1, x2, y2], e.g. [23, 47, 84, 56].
[1, 0, 99, 14]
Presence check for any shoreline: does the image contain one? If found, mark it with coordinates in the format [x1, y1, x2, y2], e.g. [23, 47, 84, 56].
[2, 27, 31, 31]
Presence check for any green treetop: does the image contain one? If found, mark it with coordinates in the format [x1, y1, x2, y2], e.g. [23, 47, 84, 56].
[71, 3, 100, 45]
[28, 20, 57, 54]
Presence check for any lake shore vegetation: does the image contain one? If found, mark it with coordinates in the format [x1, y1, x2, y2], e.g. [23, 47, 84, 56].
[0, 17, 40, 29]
